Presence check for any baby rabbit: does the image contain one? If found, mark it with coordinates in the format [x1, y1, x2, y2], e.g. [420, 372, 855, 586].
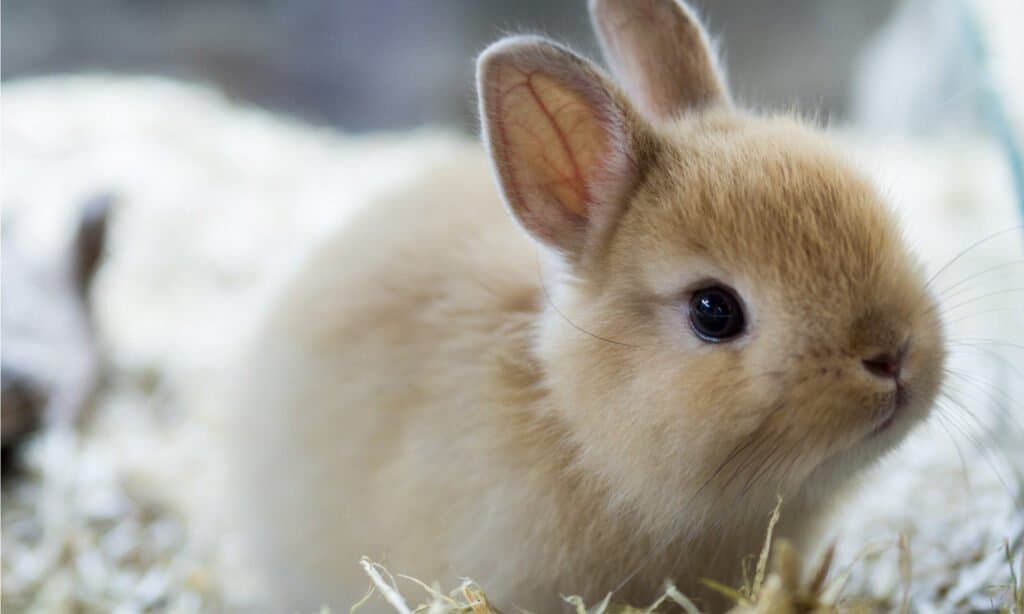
[226, 0, 945, 611]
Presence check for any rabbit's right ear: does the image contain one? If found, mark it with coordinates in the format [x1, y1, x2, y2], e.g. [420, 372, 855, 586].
[589, 0, 729, 121]
[477, 37, 647, 260]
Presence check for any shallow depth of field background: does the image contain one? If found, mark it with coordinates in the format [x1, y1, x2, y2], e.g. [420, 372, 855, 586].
[2, 1, 1023, 612]
[2, 0, 1003, 133]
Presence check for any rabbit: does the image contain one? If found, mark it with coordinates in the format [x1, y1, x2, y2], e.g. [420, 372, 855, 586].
[224, 0, 946, 611]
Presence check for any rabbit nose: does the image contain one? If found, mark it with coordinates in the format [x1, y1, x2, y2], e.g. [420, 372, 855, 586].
[862, 347, 905, 380]
[862, 353, 901, 379]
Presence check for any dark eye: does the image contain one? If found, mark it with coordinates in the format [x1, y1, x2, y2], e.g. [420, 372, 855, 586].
[689, 286, 746, 342]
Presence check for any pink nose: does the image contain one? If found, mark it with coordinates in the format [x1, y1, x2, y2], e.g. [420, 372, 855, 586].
[862, 352, 903, 379]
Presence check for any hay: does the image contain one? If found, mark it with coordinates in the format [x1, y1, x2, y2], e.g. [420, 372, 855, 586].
[352, 532, 854, 613]
[344, 494, 1010, 613]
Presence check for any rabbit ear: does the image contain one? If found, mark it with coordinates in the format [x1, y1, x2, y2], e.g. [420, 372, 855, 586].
[477, 36, 647, 259]
[589, 0, 729, 121]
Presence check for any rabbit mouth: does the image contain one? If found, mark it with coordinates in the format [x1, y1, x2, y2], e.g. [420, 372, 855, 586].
[870, 385, 908, 435]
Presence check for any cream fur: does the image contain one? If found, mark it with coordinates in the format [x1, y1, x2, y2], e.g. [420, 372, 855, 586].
[225, 2, 945, 611]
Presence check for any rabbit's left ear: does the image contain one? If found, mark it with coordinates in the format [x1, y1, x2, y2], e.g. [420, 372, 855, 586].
[589, 0, 730, 121]
[477, 36, 649, 260]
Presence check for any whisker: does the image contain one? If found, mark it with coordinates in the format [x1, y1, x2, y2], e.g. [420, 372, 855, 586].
[943, 307, 1024, 327]
[923, 225, 1024, 291]
[695, 399, 787, 499]
[945, 343, 1024, 382]
[934, 410, 1002, 484]
[608, 394, 785, 599]
[933, 277, 1024, 311]
[930, 408, 972, 487]
[948, 339, 1024, 353]
[607, 530, 675, 599]
[933, 288, 1024, 318]
[534, 251, 638, 348]
[942, 368, 1024, 426]
[720, 429, 774, 497]
[732, 382, 839, 505]
[695, 430, 765, 500]
[741, 435, 790, 502]
[937, 391, 1016, 496]
[938, 388, 1000, 437]
[932, 259, 1024, 299]
[734, 433, 782, 500]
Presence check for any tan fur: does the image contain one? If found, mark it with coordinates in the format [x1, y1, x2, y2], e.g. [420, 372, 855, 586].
[590, 0, 730, 118]
[225, 2, 945, 612]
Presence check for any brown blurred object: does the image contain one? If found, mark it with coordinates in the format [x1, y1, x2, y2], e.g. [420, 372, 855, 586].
[1, 194, 111, 469]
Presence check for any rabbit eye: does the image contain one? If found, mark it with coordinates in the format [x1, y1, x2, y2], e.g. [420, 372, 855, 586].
[689, 286, 746, 342]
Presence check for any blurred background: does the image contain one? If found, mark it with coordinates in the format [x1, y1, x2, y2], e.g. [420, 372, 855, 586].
[0, 0, 954, 131]
[6, 0, 1021, 137]
[2, 0, 884, 130]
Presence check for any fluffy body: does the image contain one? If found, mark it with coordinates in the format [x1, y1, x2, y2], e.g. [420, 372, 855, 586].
[228, 120, 942, 612]
[227, 2, 945, 611]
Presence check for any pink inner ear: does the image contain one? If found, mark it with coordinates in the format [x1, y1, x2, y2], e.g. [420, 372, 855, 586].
[491, 62, 614, 220]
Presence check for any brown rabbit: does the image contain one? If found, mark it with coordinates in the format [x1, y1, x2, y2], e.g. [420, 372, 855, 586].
[225, 0, 945, 611]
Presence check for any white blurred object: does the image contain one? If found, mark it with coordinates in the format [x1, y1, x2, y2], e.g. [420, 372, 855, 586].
[853, 0, 1024, 140]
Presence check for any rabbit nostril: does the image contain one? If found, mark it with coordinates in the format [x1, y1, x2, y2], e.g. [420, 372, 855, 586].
[862, 353, 902, 379]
